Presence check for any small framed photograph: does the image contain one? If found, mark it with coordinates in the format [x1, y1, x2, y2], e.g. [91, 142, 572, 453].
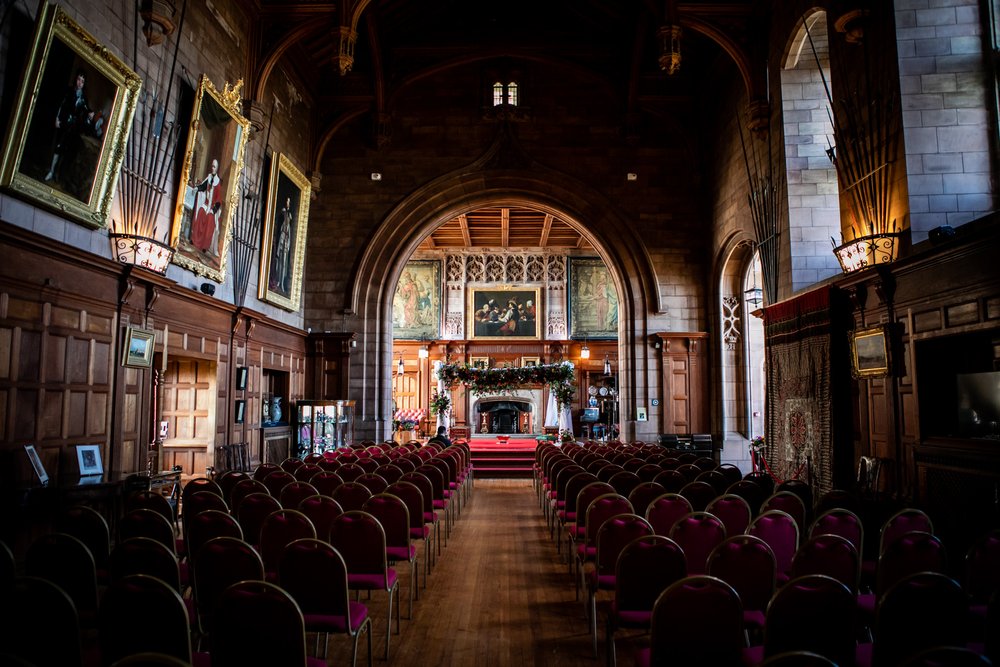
[76, 444, 103, 476]
[234, 399, 246, 424]
[521, 356, 540, 367]
[123, 326, 155, 368]
[470, 356, 490, 369]
[235, 366, 248, 391]
[0, 3, 140, 228]
[636, 407, 648, 422]
[851, 326, 889, 379]
[24, 444, 49, 485]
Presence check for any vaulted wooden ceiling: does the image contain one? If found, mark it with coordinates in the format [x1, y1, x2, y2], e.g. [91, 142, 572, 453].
[416, 206, 594, 252]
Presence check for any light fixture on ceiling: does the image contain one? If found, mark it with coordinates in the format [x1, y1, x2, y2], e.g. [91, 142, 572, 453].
[603, 354, 612, 376]
[658, 24, 683, 75]
[832, 233, 901, 274]
[580, 341, 590, 360]
[397, 355, 405, 375]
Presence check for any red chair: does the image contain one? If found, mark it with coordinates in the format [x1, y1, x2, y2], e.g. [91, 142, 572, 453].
[726, 478, 766, 516]
[747, 509, 800, 583]
[874, 572, 967, 667]
[278, 538, 373, 667]
[555, 472, 600, 555]
[762, 491, 808, 535]
[386, 480, 434, 580]
[707, 534, 776, 640]
[605, 535, 687, 667]
[644, 493, 693, 537]
[120, 508, 178, 556]
[217, 470, 250, 502]
[279, 481, 320, 510]
[297, 494, 344, 542]
[182, 478, 224, 505]
[252, 462, 281, 481]
[109, 537, 183, 597]
[25, 532, 99, 625]
[586, 513, 654, 656]
[415, 463, 453, 540]
[364, 493, 419, 618]
[329, 511, 401, 660]
[227, 478, 269, 516]
[310, 471, 344, 496]
[705, 494, 753, 538]
[337, 463, 366, 483]
[791, 533, 860, 594]
[258, 509, 317, 581]
[635, 464, 664, 483]
[880, 508, 934, 555]
[191, 536, 264, 642]
[211, 580, 327, 667]
[294, 463, 323, 482]
[262, 469, 296, 497]
[608, 470, 643, 499]
[627, 482, 667, 519]
[332, 482, 374, 513]
[651, 469, 686, 493]
[400, 471, 442, 559]
[356, 473, 390, 496]
[1, 576, 86, 667]
[235, 492, 282, 547]
[279, 457, 305, 474]
[669, 512, 727, 576]
[58, 504, 111, 583]
[184, 510, 243, 580]
[695, 469, 729, 496]
[375, 464, 405, 485]
[575, 494, 633, 600]
[808, 508, 864, 557]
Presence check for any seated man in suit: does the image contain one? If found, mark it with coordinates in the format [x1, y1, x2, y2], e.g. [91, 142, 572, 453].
[427, 426, 452, 448]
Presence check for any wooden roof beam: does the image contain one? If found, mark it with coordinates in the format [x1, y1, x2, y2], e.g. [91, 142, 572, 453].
[539, 213, 553, 247]
[501, 208, 509, 247]
[459, 214, 472, 247]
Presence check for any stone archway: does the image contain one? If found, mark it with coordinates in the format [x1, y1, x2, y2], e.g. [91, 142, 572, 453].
[347, 167, 661, 442]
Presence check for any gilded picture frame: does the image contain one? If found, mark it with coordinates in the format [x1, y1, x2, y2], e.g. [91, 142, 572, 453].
[393, 260, 441, 340]
[170, 75, 249, 282]
[258, 153, 311, 311]
[851, 326, 890, 379]
[0, 3, 140, 228]
[469, 356, 490, 369]
[468, 286, 541, 340]
[123, 326, 155, 368]
[569, 258, 619, 339]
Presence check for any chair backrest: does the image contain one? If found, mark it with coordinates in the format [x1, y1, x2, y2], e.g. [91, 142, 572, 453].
[386, 481, 427, 530]
[259, 509, 318, 575]
[126, 489, 177, 526]
[651, 469, 687, 493]
[675, 463, 702, 483]
[279, 481, 320, 509]
[716, 463, 743, 487]
[763, 574, 857, 665]
[309, 470, 344, 496]
[278, 538, 355, 619]
[813, 488, 862, 517]
[293, 463, 323, 482]
[99, 574, 193, 666]
[966, 528, 1000, 603]
[875, 572, 968, 667]
[705, 494, 753, 538]
[217, 470, 251, 500]
[182, 477, 224, 506]
[399, 472, 436, 516]
[707, 534, 776, 614]
[1, 576, 83, 667]
[562, 472, 599, 516]
[594, 514, 654, 577]
[119, 508, 178, 555]
[235, 492, 283, 546]
[761, 491, 807, 535]
[679, 481, 718, 513]
[808, 508, 864, 556]
[356, 473, 390, 496]
[332, 481, 374, 512]
[211, 580, 312, 667]
[669, 512, 727, 575]
[414, 464, 447, 502]
[261, 469, 297, 497]
[627, 481, 667, 518]
[634, 463, 664, 483]
[790, 533, 860, 594]
[775, 480, 813, 522]
[649, 575, 745, 665]
[726, 479, 766, 515]
[880, 508, 934, 555]
[748, 509, 800, 577]
[743, 471, 775, 496]
[252, 462, 281, 481]
[297, 494, 344, 541]
[614, 535, 687, 616]
[364, 493, 412, 551]
[58, 504, 111, 571]
[279, 457, 305, 473]
[329, 511, 389, 578]
[597, 464, 625, 484]
[608, 470, 643, 498]
[584, 494, 634, 546]
[876, 530, 948, 598]
[109, 537, 182, 594]
[185, 509, 244, 568]
[228, 478, 269, 514]
[645, 493, 693, 537]
[192, 536, 264, 636]
[376, 464, 405, 485]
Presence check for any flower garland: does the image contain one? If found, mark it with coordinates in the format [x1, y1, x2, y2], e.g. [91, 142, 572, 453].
[430, 391, 451, 415]
[437, 361, 576, 409]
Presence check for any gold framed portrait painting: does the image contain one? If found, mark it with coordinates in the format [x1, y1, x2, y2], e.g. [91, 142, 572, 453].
[259, 153, 311, 311]
[170, 75, 249, 282]
[0, 3, 140, 227]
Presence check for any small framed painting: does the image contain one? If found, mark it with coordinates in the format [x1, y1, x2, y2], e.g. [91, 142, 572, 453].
[235, 366, 248, 391]
[234, 399, 246, 424]
[521, 356, 540, 367]
[76, 444, 103, 476]
[851, 326, 889, 379]
[24, 444, 49, 485]
[259, 152, 311, 311]
[123, 326, 155, 368]
[0, 3, 140, 227]
[470, 356, 490, 369]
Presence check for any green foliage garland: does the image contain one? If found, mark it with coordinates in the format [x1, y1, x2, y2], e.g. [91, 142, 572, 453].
[437, 362, 576, 409]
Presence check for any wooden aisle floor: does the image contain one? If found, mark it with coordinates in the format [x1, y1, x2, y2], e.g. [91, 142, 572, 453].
[322, 478, 648, 666]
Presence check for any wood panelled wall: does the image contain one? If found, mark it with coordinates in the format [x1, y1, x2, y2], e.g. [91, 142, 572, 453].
[0, 224, 307, 489]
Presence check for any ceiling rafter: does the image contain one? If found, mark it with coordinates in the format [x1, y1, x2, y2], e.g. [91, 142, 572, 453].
[501, 208, 510, 247]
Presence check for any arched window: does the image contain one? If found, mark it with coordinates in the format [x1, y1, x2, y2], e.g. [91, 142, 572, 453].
[492, 81, 519, 107]
[506, 81, 518, 106]
[492, 82, 505, 106]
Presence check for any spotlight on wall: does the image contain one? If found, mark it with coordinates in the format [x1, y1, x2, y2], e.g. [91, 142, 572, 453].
[397, 355, 405, 375]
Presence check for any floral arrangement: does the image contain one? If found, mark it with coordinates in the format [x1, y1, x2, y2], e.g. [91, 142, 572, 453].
[559, 429, 575, 443]
[429, 391, 451, 416]
[749, 435, 766, 453]
[437, 361, 576, 408]
[394, 418, 418, 432]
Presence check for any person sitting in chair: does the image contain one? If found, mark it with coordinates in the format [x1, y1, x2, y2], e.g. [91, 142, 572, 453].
[427, 425, 452, 448]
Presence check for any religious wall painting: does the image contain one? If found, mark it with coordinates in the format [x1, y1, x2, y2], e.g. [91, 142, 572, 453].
[259, 153, 311, 311]
[0, 3, 140, 228]
[393, 260, 441, 340]
[170, 75, 249, 282]
[569, 258, 618, 339]
[468, 287, 541, 340]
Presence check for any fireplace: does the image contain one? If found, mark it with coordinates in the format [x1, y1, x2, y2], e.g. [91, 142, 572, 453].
[477, 399, 533, 434]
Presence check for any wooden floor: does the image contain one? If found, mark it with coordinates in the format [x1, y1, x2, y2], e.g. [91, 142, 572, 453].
[323, 478, 647, 666]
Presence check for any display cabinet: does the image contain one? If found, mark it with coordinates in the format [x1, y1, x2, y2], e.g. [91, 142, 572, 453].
[296, 400, 355, 456]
